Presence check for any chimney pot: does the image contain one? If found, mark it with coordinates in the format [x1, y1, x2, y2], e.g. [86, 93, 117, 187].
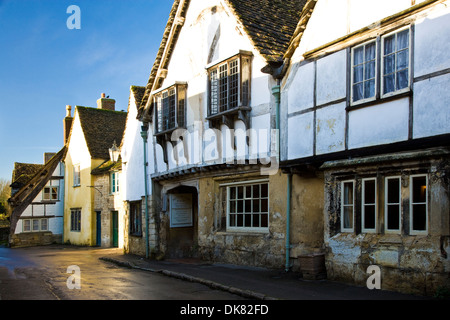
[66, 105, 72, 117]
[101, 93, 106, 98]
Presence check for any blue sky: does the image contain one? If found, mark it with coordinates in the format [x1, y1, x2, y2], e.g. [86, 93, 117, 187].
[0, 0, 173, 181]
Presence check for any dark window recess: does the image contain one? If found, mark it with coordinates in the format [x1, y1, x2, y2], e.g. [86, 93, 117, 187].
[130, 201, 142, 236]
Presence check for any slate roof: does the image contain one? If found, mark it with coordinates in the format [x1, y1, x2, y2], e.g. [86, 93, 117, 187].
[225, 0, 307, 63]
[75, 106, 127, 160]
[11, 163, 44, 189]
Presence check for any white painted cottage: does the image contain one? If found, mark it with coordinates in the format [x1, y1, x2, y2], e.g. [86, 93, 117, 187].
[280, 0, 450, 295]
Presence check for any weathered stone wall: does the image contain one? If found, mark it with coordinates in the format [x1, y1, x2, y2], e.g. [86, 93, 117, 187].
[10, 232, 62, 247]
[323, 151, 450, 295]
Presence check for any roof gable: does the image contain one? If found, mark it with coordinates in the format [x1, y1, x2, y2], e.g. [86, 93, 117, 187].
[76, 106, 127, 160]
[138, 0, 309, 119]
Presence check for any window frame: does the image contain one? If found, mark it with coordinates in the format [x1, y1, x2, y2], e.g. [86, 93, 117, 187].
[225, 180, 269, 233]
[207, 51, 253, 118]
[70, 209, 81, 232]
[384, 176, 402, 234]
[110, 171, 120, 194]
[341, 180, 355, 233]
[409, 174, 428, 235]
[361, 178, 377, 233]
[380, 26, 412, 99]
[43, 185, 59, 201]
[350, 39, 378, 106]
[73, 164, 81, 187]
[129, 201, 142, 236]
[23, 218, 49, 232]
[154, 82, 187, 135]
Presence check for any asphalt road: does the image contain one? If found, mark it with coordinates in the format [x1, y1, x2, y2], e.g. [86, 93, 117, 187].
[0, 245, 245, 300]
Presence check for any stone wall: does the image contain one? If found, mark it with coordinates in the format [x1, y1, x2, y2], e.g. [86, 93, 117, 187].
[10, 232, 62, 247]
[323, 150, 450, 295]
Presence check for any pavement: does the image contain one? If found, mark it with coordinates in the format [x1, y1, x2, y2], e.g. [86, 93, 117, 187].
[99, 252, 431, 300]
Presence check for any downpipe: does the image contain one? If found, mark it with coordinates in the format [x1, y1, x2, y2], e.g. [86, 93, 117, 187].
[141, 124, 150, 259]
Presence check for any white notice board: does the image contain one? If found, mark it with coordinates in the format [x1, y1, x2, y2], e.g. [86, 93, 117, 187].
[170, 193, 193, 227]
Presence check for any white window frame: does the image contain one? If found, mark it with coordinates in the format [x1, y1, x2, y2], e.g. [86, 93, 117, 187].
[225, 179, 269, 233]
[23, 219, 31, 232]
[341, 180, 355, 233]
[385, 176, 402, 234]
[73, 164, 81, 187]
[410, 174, 428, 235]
[362, 178, 377, 233]
[43, 185, 59, 201]
[22, 218, 48, 232]
[380, 26, 412, 99]
[350, 39, 378, 106]
[110, 171, 120, 194]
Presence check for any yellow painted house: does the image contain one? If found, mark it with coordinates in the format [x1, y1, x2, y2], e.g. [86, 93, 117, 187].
[63, 94, 127, 246]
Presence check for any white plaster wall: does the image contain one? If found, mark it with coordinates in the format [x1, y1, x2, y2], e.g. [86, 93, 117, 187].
[287, 112, 314, 159]
[287, 61, 315, 114]
[121, 91, 153, 201]
[293, 0, 419, 61]
[348, 98, 409, 149]
[413, 73, 450, 139]
[152, 0, 273, 173]
[316, 102, 346, 155]
[14, 164, 64, 235]
[316, 50, 347, 106]
[414, 3, 450, 77]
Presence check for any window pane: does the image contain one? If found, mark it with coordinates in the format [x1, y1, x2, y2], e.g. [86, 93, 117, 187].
[24, 220, 31, 232]
[229, 214, 236, 227]
[365, 61, 376, 80]
[230, 186, 236, 200]
[396, 50, 409, 71]
[354, 46, 364, 65]
[412, 204, 427, 231]
[384, 54, 395, 75]
[343, 207, 353, 229]
[253, 199, 260, 213]
[387, 178, 400, 203]
[396, 69, 409, 90]
[219, 64, 228, 112]
[261, 198, 268, 213]
[412, 176, 427, 203]
[252, 214, 260, 227]
[353, 83, 363, 102]
[261, 183, 268, 198]
[252, 184, 259, 198]
[237, 186, 244, 199]
[364, 79, 375, 99]
[261, 214, 268, 228]
[237, 200, 243, 213]
[33, 220, 40, 231]
[353, 64, 363, 83]
[387, 204, 400, 230]
[384, 35, 395, 55]
[397, 29, 409, 50]
[383, 74, 395, 94]
[365, 42, 376, 60]
[245, 200, 252, 213]
[237, 214, 243, 227]
[229, 59, 239, 109]
[41, 219, 48, 231]
[230, 200, 236, 213]
[343, 182, 353, 205]
[364, 205, 376, 229]
[244, 214, 252, 227]
[364, 180, 376, 204]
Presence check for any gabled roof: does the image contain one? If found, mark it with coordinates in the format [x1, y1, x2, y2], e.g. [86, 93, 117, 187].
[8, 146, 67, 236]
[75, 106, 127, 160]
[225, 0, 307, 64]
[138, 0, 309, 120]
[10, 163, 44, 189]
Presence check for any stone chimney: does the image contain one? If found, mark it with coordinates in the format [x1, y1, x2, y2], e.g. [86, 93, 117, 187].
[63, 105, 73, 145]
[97, 93, 115, 111]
